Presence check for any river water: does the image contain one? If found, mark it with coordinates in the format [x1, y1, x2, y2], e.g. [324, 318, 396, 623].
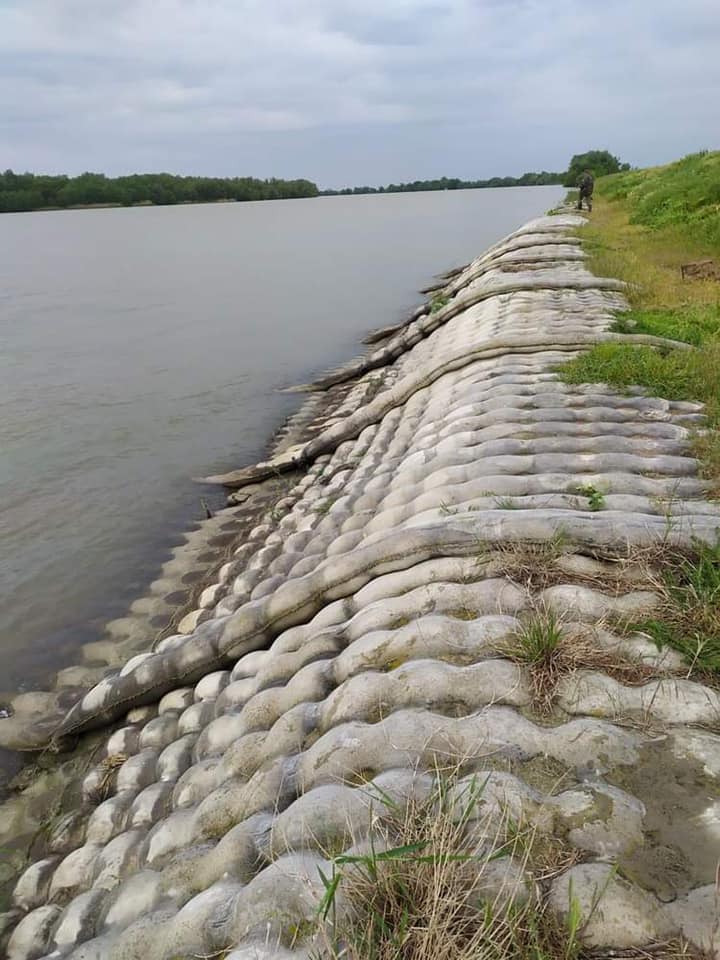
[0, 186, 563, 703]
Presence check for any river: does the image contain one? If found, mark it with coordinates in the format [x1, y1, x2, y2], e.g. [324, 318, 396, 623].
[0, 185, 563, 712]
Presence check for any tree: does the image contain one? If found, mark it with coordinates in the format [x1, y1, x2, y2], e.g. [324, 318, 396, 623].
[563, 150, 630, 186]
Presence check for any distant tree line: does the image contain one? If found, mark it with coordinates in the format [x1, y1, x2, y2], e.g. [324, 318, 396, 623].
[0, 150, 631, 214]
[321, 171, 564, 196]
[0, 170, 319, 213]
[322, 150, 633, 197]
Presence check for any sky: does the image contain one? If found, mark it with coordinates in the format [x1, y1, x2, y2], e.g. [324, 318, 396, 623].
[1, 0, 718, 188]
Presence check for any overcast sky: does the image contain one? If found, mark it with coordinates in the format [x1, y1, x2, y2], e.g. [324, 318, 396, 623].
[1, 0, 718, 188]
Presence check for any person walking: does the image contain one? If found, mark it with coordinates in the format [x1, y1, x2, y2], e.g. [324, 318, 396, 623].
[577, 170, 594, 211]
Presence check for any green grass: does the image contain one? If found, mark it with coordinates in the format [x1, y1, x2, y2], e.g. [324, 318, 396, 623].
[612, 303, 720, 346]
[630, 541, 720, 677]
[600, 150, 720, 250]
[560, 340, 720, 410]
[559, 326, 720, 494]
[430, 292, 450, 313]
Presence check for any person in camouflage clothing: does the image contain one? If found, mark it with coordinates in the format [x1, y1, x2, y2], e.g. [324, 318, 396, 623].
[576, 170, 594, 211]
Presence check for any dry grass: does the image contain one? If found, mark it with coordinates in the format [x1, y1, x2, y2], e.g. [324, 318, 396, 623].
[484, 536, 718, 691]
[503, 818, 583, 884]
[482, 538, 567, 590]
[485, 540, 651, 595]
[485, 538, 573, 592]
[493, 537, 720, 686]
[87, 752, 128, 803]
[581, 200, 719, 311]
[310, 768, 709, 960]
[313, 770, 588, 960]
[500, 612, 662, 714]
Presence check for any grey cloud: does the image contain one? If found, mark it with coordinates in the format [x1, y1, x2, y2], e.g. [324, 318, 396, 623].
[1, 0, 718, 184]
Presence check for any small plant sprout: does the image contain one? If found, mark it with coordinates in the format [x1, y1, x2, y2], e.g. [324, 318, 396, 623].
[430, 292, 450, 314]
[575, 484, 606, 512]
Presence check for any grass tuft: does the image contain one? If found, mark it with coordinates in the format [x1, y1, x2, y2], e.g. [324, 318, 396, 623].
[485, 537, 570, 591]
[494, 497, 519, 510]
[501, 613, 662, 714]
[314, 770, 587, 960]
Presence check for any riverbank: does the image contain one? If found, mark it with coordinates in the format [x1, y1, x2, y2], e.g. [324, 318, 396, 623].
[2, 188, 565, 732]
[2, 209, 720, 959]
[562, 152, 720, 494]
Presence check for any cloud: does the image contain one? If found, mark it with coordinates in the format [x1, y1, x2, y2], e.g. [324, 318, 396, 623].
[1, 0, 718, 184]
